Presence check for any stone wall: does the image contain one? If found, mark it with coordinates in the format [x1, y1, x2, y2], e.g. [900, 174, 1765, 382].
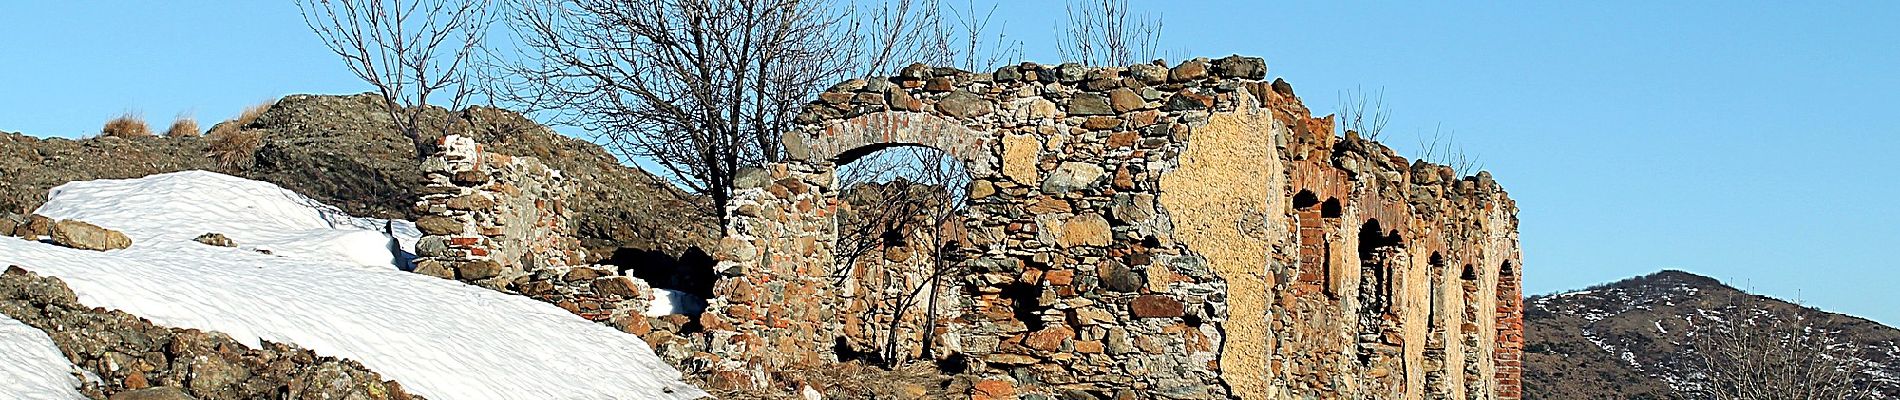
[410, 135, 660, 335]
[693, 56, 1525, 400]
[413, 134, 583, 285]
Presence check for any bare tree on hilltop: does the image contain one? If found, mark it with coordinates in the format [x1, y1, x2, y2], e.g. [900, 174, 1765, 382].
[488, 0, 953, 224]
[296, 0, 496, 157]
[1690, 299, 1874, 400]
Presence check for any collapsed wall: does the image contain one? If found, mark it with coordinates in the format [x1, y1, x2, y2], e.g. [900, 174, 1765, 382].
[695, 56, 1524, 399]
[410, 135, 660, 331]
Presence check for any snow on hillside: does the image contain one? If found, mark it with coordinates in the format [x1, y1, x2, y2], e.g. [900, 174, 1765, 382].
[0, 314, 87, 400]
[0, 171, 706, 399]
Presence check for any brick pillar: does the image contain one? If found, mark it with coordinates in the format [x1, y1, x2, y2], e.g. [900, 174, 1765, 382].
[1295, 207, 1326, 290]
[1493, 263, 1523, 400]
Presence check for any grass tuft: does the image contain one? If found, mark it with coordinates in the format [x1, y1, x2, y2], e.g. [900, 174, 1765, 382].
[101, 113, 152, 138]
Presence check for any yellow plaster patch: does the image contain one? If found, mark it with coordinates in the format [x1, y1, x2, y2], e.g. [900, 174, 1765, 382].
[1158, 102, 1288, 399]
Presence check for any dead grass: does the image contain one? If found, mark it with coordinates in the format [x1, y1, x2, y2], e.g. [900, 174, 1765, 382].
[165, 114, 200, 138]
[205, 100, 276, 171]
[100, 113, 152, 138]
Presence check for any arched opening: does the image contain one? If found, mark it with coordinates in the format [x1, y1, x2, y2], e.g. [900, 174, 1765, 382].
[1293, 190, 1329, 295]
[1293, 190, 1320, 209]
[1356, 219, 1404, 369]
[1461, 262, 1483, 399]
[1494, 261, 1523, 399]
[831, 145, 975, 367]
[1424, 252, 1450, 397]
[1427, 253, 1446, 324]
[1321, 198, 1343, 219]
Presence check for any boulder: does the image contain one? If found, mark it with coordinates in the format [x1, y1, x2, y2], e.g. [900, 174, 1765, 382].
[0, 212, 21, 236]
[16, 214, 53, 239]
[50, 219, 132, 251]
[193, 233, 235, 247]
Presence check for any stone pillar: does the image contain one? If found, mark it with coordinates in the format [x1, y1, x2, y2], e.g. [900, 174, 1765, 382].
[412, 134, 656, 333]
[697, 163, 839, 388]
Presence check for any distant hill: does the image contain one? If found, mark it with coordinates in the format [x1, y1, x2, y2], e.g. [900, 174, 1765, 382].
[1524, 270, 1900, 399]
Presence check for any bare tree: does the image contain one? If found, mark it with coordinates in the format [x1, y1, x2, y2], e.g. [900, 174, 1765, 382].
[490, 0, 947, 223]
[1414, 125, 1482, 177]
[931, 0, 1023, 71]
[832, 146, 969, 366]
[1338, 86, 1390, 141]
[1690, 300, 1873, 400]
[1055, 0, 1163, 66]
[297, 0, 495, 156]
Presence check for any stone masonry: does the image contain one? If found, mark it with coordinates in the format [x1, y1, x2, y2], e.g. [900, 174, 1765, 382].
[690, 56, 1525, 400]
[410, 135, 658, 332]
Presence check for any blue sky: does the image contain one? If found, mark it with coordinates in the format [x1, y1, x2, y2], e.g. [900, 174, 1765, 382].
[2, 2, 1896, 324]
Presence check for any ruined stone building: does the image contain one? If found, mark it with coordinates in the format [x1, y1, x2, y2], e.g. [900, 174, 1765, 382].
[408, 55, 1524, 399]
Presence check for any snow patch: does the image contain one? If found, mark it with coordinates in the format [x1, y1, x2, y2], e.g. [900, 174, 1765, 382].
[1, 171, 705, 399]
[34, 171, 419, 268]
[646, 288, 707, 317]
[0, 313, 87, 399]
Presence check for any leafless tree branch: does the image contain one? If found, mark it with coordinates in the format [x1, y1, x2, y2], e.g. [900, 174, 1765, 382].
[1689, 299, 1874, 400]
[1338, 86, 1390, 141]
[1054, 0, 1163, 66]
[297, 0, 495, 157]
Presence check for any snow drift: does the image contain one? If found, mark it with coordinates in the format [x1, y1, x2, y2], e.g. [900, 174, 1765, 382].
[0, 313, 87, 400]
[0, 171, 706, 399]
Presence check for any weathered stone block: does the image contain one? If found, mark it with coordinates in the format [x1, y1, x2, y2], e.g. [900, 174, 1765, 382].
[1069, 93, 1114, 116]
[1042, 162, 1105, 195]
[1130, 295, 1185, 318]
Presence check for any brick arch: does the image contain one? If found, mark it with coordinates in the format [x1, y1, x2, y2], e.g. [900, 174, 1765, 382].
[783, 111, 994, 169]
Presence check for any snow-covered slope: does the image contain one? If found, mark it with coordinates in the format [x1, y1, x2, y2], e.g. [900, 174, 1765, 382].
[0, 314, 87, 400]
[0, 171, 706, 399]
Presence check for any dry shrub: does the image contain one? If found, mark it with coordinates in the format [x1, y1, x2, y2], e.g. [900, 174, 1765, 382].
[165, 115, 200, 138]
[100, 113, 152, 138]
[206, 101, 273, 138]
[205, 100, 276, 170]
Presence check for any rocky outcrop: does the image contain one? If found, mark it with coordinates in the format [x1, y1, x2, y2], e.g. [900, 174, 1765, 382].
[0, 266, 423, 400]
[0, 94, 714, 265]
[4, 212, 55, 240]
[191, 233, 234, 248]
